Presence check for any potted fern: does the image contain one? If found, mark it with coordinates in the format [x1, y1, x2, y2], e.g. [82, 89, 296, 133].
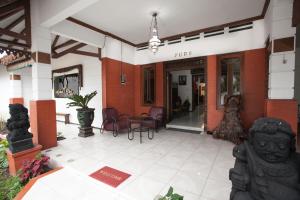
[66, 91, 97, 137]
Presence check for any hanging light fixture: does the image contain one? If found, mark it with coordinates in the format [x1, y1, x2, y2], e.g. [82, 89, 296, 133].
[120, 42, 126, 85]
[149, 12, 161, 54]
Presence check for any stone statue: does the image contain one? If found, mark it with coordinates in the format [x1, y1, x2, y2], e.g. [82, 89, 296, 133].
[229, 117, 300, 200]
[6, 104, 33, 153]
[213, 95, 246, 144]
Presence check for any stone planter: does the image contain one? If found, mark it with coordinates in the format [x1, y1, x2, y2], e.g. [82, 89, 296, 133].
[76, 108, 95, 137]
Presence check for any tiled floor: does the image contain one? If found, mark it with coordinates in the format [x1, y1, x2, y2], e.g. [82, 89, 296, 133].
[167, 106, 205, 131]
[27, 122, 235, 200]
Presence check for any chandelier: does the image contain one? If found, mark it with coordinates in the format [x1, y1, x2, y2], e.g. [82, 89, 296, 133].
[149, 12, 161, 54]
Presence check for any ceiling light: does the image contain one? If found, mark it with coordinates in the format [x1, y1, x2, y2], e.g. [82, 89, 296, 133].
[149, 12, 161, 54]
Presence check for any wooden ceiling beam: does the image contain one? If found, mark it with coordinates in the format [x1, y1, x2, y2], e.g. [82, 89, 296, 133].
[8, 28, 25, 48]
[71, 50, 99, 58]
[0, 0, 24, 19]
[0, 38, 29, 48]
[67, 17, 136, 47]
[0, 15, 25, 38]
[53, 39, 77, 51]
[51, 35, 60, 50]
[52, 43, 87, 59]
[0, 28, 26, 40]
[24, 0, 31, 47]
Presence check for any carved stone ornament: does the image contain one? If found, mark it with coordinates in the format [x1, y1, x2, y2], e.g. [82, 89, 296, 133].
[229, 117, 300, 200]
[6, 104, 34, 153]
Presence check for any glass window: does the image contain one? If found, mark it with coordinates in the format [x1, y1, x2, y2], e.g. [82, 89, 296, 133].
[218, 56, 242, 106]
[142, 65, 155, 105]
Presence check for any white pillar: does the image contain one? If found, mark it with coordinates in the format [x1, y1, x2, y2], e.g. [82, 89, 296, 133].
[29, 0, 57, 149]
[9, 74, 22, 98]
[268, 0, 296, 99]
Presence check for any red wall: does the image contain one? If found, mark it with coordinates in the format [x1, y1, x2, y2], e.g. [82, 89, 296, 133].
[102, 57, 135, 115]
[103, 49, 272, 133]
[207, 55, 224, 131]
[240, 49, 267, 130]
[133, 62, 164, 115]
[266, 99, 298, 134]
[207, 49, 267, 132]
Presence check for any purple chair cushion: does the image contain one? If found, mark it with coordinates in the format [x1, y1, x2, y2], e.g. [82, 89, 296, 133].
[102, 107, 129, 132]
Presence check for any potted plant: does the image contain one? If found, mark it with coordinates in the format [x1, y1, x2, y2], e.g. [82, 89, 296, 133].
[154, 187, 184, 200]
[66, 91, 97, 137]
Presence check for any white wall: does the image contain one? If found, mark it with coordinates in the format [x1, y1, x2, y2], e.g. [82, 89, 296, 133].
[0, 65, 10, 119]
[51, 53, 102, 128]
[11, 67, 33, 108]
[135, 19, 266, 65]
[295, 26, 300, 103]
[171, 70, 193, 111]
[267, 0, 296, 99]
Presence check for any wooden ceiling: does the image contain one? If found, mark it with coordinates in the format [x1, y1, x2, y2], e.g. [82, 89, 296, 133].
[0, 0, 31, 66]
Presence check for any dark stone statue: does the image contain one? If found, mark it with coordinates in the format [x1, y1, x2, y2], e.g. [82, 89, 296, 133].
[229, 117, 300, 200]
[213, 95, 246, 144]
[6, 104, 33, 153]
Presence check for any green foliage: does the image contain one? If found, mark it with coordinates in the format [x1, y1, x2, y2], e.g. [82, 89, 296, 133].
[66, 91, 97, 109]
[0, 140, 8, 169]
[159, 187, 184, 200]
[0, 175, 23, 200]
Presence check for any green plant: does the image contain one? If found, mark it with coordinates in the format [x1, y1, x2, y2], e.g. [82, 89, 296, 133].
[18, 154, 50, 184]
[66, 91, 97, 109]
[159, 187, 184, 200]
[0, 175, 23, 200]
[0, 139, 8, 169]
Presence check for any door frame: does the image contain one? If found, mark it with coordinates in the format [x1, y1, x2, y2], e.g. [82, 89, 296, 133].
[163, 56, 208, 131]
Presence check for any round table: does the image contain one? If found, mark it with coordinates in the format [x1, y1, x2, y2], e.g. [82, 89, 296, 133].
[128, 116, 154, 143]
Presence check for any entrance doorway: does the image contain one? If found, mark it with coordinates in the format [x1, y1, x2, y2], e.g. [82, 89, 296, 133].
[164, 57, 207, 132]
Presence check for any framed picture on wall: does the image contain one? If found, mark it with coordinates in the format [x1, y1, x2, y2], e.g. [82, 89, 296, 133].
[178, 75, 187, 85]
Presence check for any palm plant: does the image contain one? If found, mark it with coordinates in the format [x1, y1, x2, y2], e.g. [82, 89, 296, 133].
[66, 91, 97, 137]
[66, 91, 97, 109]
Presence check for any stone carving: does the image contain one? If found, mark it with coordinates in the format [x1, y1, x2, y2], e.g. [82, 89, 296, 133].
[229, 118, 300, 200]
[213, 95, 246, 144]
[6, 104, 33, 153]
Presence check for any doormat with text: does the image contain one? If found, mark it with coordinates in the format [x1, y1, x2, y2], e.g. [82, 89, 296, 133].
[89, 166, 131, 188]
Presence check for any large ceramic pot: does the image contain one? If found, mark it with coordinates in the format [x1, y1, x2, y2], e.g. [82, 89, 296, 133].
[76, 108, 95, 128]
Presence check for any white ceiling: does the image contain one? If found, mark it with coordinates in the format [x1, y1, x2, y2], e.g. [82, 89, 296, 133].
[72, 0, 266, 44]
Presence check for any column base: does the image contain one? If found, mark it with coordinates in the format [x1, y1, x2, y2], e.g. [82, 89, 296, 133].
[9, 98, 24, 105]
[78, 127, 94, 137]
[30, 100, 57, 149]
[6, 145, 42, 176]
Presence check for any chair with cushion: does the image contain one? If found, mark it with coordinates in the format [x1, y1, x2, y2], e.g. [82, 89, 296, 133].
[101, 107, 130, 137]
[141, 106, 165, 132]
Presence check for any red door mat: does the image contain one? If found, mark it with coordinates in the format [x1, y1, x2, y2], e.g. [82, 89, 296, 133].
[89, 166, 131, 188]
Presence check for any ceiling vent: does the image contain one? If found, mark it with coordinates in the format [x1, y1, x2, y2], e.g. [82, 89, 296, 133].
[168, 38, 182, 45]
[204, 29, 224, 38]
[185, 34, 200, 42]
[137, 45, 149, 51]
[229, 22, 253, 33]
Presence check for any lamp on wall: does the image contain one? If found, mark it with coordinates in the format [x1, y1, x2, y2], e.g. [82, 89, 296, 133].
[120, 42, 126, 85]
[149, 12, 161, 54]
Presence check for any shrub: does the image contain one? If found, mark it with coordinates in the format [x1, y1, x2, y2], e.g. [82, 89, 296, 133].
[0, 139, 8, 169]
[0, 175, 23, 200]
[18, 154, 50, 184]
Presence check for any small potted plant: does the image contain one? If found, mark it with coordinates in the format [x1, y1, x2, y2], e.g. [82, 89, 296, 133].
[154, 187, 184, 200]
[66, 91, 97, 137]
